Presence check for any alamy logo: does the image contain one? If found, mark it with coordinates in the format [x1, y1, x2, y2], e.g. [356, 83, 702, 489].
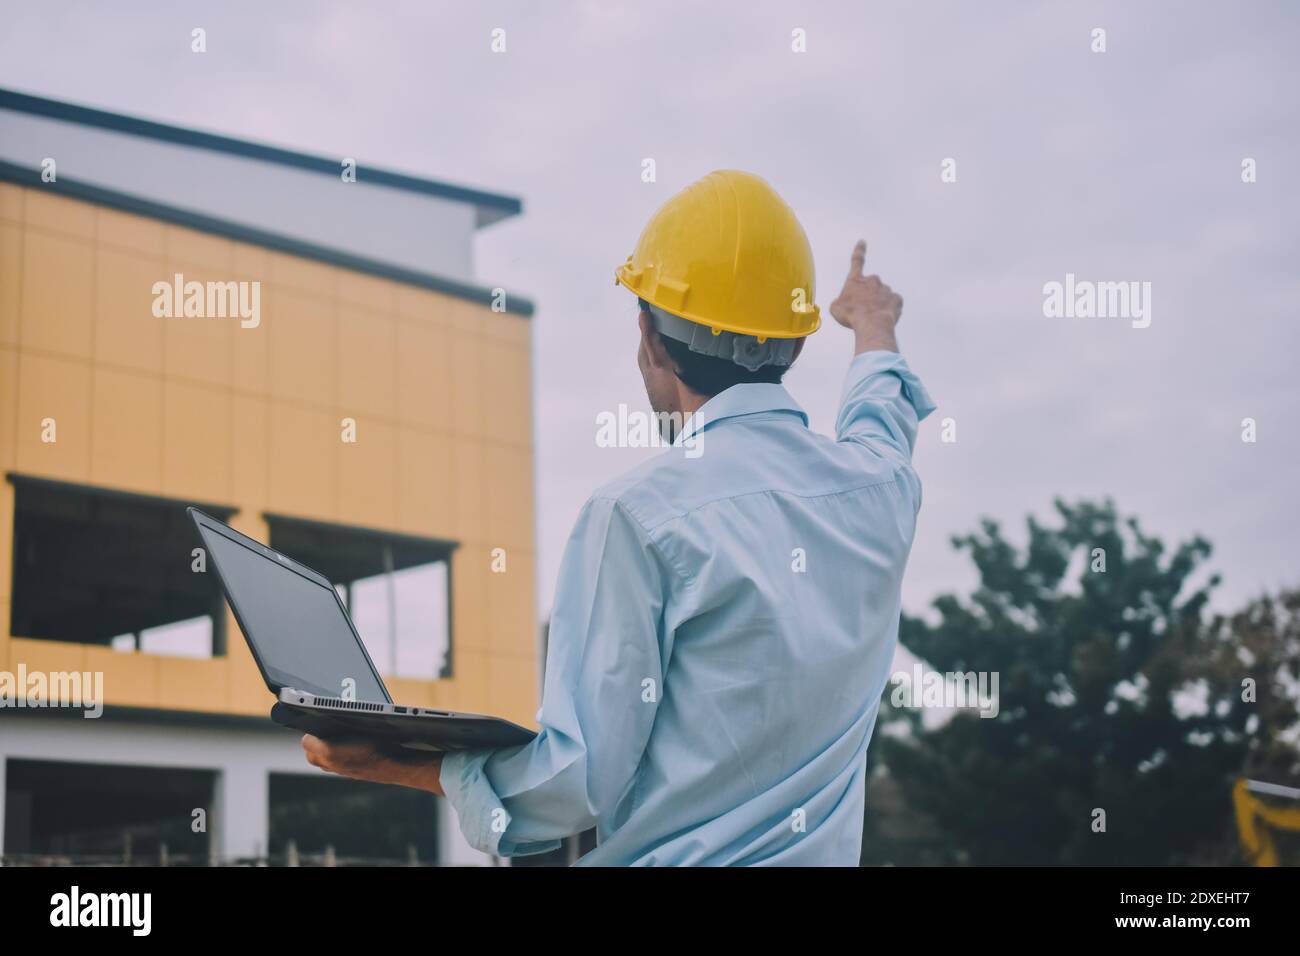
[152, 273, 261, 328]
[0, 665, 103, 718]
[50, 886, 151, 936]
[595, 404, 704, 459]
[890, 664, 1000, 718]
[1042, 273, 1151, 328]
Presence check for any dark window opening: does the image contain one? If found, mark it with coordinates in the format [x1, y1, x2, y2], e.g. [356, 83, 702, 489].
[266, 514, 454, 679]
[3, 758, 215, 865]
[268, 772, 438, 865]
[8, 474, 232, 656]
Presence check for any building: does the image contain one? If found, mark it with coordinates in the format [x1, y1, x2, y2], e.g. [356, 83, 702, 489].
[0, 88, 539, 865]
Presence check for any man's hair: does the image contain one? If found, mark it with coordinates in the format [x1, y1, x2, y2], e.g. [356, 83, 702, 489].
[640, 299, 792, 397]
[659, 336, 789, 396]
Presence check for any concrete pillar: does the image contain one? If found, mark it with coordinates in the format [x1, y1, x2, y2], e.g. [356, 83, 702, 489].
[0, 757, 7, 862]
[437, 794, 498, 866]
[215, 764, 268, 863]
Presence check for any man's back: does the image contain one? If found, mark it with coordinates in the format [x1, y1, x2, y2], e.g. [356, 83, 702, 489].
[298, 188, 932, 866]
[438, 350, 934, 865]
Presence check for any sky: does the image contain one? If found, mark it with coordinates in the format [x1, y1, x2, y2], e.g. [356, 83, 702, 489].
[2, 0, 1297, 621]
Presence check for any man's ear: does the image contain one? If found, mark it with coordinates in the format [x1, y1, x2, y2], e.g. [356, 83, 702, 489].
[639, 311, 674, 370]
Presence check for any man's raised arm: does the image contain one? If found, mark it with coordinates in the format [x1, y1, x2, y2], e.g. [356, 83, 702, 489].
[830, 239, 936, 462]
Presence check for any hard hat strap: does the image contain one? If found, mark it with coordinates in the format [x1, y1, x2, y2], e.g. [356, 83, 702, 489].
[642, 301, 797, 372]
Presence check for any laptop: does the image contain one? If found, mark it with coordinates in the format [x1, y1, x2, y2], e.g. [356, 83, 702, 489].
[188, 508, 536, 751]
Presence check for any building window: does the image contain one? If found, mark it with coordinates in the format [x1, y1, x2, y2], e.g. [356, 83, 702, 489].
[7, 474, 231, 657]
[3, 758, 215, 865]
[268, 773, 439, 865]
[265, 514, 454, 679]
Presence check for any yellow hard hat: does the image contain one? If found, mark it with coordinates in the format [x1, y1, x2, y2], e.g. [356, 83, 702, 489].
[615, 170, 820, 340]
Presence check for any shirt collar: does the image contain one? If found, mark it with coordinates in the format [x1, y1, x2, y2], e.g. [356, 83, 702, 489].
[674, 383, 808, 447]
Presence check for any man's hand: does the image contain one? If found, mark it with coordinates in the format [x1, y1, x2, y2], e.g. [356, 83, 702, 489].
[301, 734, 444, 796]
[828, 239, 903, 354]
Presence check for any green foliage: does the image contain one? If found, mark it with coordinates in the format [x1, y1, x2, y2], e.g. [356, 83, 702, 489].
[866, 499, 1300, 866]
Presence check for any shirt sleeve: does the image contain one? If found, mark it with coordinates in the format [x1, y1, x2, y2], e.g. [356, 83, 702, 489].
[438, 496, 667, 858]
[835, 350, 936, 463]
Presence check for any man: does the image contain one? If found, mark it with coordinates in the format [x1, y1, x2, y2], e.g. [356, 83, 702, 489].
[302, 170, 935, 865]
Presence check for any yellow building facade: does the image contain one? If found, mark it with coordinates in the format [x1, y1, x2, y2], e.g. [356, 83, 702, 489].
[0, 183, 539, 725]
[0, 88, 539, 864]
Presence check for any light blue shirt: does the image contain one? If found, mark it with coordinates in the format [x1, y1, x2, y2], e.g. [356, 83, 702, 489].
[440, 350, 935, 865]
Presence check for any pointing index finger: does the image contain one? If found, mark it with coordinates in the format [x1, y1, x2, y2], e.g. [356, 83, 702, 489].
[848, 240, 867, 281]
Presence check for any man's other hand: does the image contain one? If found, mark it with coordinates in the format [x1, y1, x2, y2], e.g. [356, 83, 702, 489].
[301, 734, 444, 796]
[829, 239, 903, 354]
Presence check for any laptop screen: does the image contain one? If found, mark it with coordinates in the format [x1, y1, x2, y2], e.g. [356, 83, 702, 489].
[199, 525, 389, 703]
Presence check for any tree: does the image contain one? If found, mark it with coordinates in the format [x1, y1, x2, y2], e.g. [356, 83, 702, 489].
[867, 499, 1299, 865]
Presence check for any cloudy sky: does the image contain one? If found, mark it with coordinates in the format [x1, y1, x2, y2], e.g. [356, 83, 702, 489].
[3, 0, 1296, 618]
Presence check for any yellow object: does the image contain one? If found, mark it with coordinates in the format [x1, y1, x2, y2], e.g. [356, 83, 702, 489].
[1232, 778, 1300, 866]
[615, 170, 820, 340]
[0, 182, 539, 730]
